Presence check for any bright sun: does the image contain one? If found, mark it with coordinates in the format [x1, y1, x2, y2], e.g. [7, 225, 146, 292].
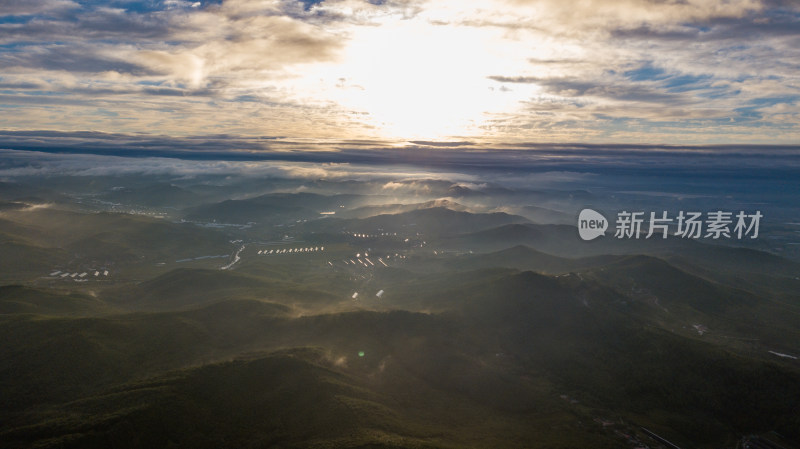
[314, 15, 530, 140]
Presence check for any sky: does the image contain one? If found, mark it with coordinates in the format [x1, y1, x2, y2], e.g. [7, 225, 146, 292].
[0, 0, 799, 144]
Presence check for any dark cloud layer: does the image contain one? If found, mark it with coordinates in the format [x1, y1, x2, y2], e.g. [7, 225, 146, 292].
[1, 131, 798, 179]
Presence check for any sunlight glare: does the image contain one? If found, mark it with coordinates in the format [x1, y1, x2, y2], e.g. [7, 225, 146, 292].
[329, 18, 527, 140]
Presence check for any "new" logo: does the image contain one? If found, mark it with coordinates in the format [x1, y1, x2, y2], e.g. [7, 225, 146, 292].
[578, 209, 608, 241]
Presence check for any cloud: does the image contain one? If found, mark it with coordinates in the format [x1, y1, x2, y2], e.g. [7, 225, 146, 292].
[0, 44, 159, 75]
[0, 0, 79, 16]
[1, 131, 798, 173]
[0, 0, 798, 143]
[501, 0, 764, 32]
[2, 142, 798, 212]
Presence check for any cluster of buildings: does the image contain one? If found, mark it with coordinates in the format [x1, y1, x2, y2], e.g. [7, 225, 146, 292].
[257, 247, 324, 255]
[47, 270, 110, 282]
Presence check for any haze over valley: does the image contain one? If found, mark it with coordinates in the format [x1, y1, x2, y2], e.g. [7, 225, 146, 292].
[0, 148, 798, 448]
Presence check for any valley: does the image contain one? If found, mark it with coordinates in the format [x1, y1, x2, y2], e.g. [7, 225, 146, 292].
[0, 167, 798, 449]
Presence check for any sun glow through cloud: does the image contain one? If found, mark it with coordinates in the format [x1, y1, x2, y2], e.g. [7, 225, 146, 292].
[318, 16, 533, 139]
